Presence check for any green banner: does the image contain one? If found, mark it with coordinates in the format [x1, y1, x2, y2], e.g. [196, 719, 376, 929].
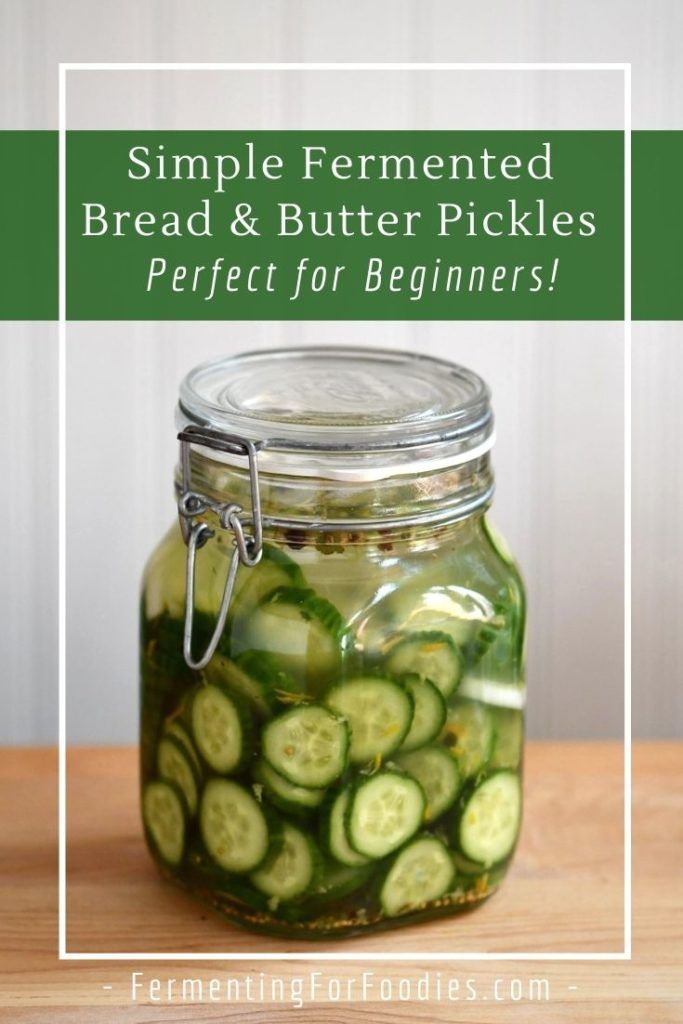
[0, 131, 57, 320]
[64, 130, 623, 320]
[1, 130, 682, 320]
[632, 131, 683, 320]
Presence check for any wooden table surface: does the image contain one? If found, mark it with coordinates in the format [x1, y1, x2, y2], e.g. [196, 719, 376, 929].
[0, 742, 681, 1021]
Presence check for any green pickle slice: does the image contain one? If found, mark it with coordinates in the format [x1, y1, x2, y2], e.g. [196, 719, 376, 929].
[250, 823, 320, 902]
[253, 758, 327, 815]
[191, 683, 252, 774]
[490, 707, 524, 770]
[380, 835, 455, 917]
[323, 787, 371, 867]
[347, 771, 425, 859]
[200, 778, 270, 874]
[230, 544, 306, 619]
[457, 770, 522, 867]
[163, 720, 202, 777]
[441, 697, 495, 778]
[325, 676, 414, 764]
[305, 861, 375, 906]
[143, 779, 187, 867]
[398, 675, 447, 751]
[262, 705, 349, 788]
[157, 735, 199, 816]
[203, 650, 302, 718]
[385, 631, 463, 698]
[396, 745, 462, 823]
[239, 587, 346, 689]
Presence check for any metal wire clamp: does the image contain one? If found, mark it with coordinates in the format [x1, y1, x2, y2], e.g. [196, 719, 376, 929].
[177, 425, 263, 671]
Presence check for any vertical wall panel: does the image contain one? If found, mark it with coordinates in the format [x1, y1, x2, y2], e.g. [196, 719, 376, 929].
[632, 324, 683, 737]
[0, 324, 58, 744]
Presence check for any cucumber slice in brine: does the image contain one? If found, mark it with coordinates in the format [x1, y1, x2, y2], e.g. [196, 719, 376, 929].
[441, 697, 494, 778]
[250, 823, 320, 902]
[253, 758, 327, 815]
[386, 632, 463, 698]
[347, 771, 425, 859]
[380, 835, 455, 917]
[143, 779, 187, 866]
[490, 707, 524, 770]
[191, 683, 252, 774]
[237, 587, 346, 690]
[396, 745, 462, 823]
[452, 849, 489, 877]
[274, 859, 376, 923]
[399, 676, 447, 752]
[163, 719, 202, 777]
[230, 544, 306, 620]
[306, 860, 375, 905]
[200, 779, 270, 874]
[157, 735, 200, 816]
[325, 676, 414, 764]
[322, 787, 371, 867]
[262, 705, 349, 789]
[456, 770, 522, 867]
[359, 582, 489, 653]
[203, 650, 302, 719]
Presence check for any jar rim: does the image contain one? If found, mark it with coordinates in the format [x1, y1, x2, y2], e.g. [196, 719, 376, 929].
[177, 346, 494, 483]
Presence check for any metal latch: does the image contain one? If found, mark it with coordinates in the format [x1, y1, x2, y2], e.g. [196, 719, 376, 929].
[176, 425, 263, 671]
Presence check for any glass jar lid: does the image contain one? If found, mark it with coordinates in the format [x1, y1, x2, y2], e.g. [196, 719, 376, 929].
[178, 346, 494, 483]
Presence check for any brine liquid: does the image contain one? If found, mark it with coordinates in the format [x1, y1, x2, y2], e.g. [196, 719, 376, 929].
[140, 517, 525, 938]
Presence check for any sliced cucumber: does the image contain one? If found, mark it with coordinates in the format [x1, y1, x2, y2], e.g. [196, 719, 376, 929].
[253, 758, 326, 815]
[203, 650, 301, 719]
[490, 708, 524, 770]
[157, 735, 199, 816]
[385, 631, 463, 698]
[457, 770, 522, 867]
[191, 683, 251, 775]
[250, 822, 319, 901]
[323, 787, 371, 867]
[325, 677, 413, 764]
[441, 697, 495, 778]
[347, 771, 425, 859]
[307, 861, 375, 904]
[200, 778, 270, 873]
[395, 746, 462, 823]
[262, 705, 348, 788]
[365, 582, 484, 651]
[239, 587, 345, 688]
[143, 779, 186, 866]
[452, 850, 489, 876]
[231, 543, 306, 617]
[277, 860, 376, 923]
[465, 605, 507, 666]
[399, 676, 447, 752]
[163, 719, 202, 777]
[380, 835, 455, 917]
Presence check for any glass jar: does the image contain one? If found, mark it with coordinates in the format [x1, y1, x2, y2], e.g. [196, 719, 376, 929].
[140, 347, 526, 940]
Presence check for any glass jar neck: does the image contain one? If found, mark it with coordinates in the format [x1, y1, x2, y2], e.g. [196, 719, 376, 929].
[176, 449, 494, 533]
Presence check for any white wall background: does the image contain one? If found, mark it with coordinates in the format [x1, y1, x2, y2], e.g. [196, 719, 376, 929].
[1, 0, 682, 129]
[633, 324, 683, 737]
[0, 0, 680, 743]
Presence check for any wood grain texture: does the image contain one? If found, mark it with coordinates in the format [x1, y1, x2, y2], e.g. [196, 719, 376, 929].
[64, 742, 625, 955]
[0, 742, 681, 1022]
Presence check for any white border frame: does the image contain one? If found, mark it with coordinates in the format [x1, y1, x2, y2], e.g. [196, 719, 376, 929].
[58, 60, 632, 962]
